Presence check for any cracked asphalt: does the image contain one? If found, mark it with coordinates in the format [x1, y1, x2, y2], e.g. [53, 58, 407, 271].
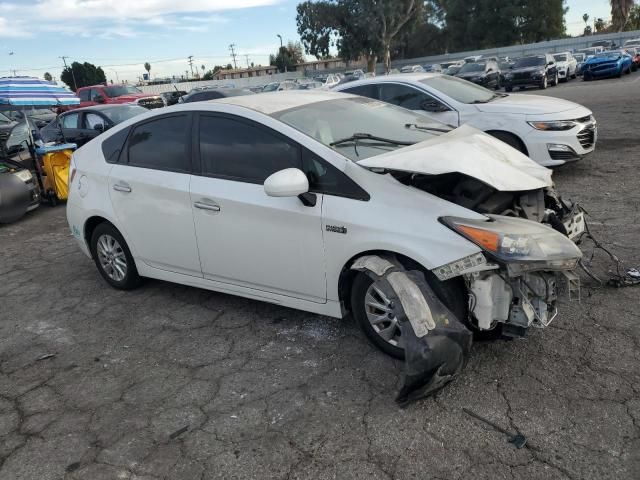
[1, 75, 639, 480]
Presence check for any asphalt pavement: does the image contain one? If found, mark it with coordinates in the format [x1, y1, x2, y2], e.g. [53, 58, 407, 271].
[1, 74, 639, 479]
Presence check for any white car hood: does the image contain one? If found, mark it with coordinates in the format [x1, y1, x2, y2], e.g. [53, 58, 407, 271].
[474, 93, 581, 115]
[357, 125, 552, 191]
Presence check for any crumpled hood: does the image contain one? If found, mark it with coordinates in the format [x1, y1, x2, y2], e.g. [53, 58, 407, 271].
[585, 56, 622, 66]
[357, 125, 552, 192]
[474, 93, 581, 115]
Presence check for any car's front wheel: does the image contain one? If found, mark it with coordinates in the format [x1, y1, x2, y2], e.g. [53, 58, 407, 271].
[350, 268, 467, 359]
[90, 222, 141, 290]
[539, 75, 548, 89]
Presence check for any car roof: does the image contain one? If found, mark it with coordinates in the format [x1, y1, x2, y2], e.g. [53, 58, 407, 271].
[63, 104, 142, 114]
[203, 90, 355, 115]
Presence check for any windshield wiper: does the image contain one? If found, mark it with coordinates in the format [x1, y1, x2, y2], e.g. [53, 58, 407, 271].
[405, 123, 451, 133]
[470, 93, 505, 104]
[329, 133, 415, 147]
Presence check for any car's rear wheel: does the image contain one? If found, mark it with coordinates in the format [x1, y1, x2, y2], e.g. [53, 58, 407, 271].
[90, 222, 140, 290]
[350, 269, 467, 359]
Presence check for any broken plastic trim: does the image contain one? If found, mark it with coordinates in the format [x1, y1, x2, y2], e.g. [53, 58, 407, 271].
[352, 256, 472, 406]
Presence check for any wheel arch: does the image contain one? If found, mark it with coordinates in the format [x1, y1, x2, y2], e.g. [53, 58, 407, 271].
[485, 129, 529, 156]
[337, 249, 467, 317]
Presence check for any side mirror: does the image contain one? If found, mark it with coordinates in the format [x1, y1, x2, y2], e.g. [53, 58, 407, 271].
[93, 124, 105, 133]
[95, 95, 105, 103]
[264, 168, 309, 198]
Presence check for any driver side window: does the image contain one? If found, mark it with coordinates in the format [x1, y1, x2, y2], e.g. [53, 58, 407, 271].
[378, 84, 448, 112]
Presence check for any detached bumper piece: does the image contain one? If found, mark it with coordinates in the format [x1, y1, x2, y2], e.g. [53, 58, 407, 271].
[352, 257, 472, 407]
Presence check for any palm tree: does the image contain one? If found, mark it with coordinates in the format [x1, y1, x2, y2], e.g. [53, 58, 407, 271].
[610, 0, 634, 31]
[144, 62, 151, 79]
[201, 65, 205, 77]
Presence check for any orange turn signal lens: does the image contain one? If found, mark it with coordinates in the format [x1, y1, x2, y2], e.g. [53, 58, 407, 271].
[457, 225, 500, 252]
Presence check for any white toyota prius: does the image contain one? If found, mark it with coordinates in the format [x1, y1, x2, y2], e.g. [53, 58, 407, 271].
[67, 91, 584, 359]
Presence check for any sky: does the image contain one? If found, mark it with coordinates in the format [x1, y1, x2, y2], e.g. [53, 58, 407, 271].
[0, 0, 616, 84]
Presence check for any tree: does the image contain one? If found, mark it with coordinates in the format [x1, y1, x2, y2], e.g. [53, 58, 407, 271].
[627, 4, 640, 30]
[144, 62, 151, 79]
[201, 65, 205, 77]
[296, 0, 422, 72]
[60, 62, 106, 90]
[594, 17, 607, 32]
[43, 72, 52, 81]
[269, 41, 306, 72]
[202, 65, 223, 81]
[610, 0, 635, 32]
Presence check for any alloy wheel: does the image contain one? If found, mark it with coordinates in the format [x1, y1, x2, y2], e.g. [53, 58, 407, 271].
[96, 234, 128, 282]
[364, 282, 402, 348]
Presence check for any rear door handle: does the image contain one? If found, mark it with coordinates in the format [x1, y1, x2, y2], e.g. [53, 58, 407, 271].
[194, 201, 220, 212]
[113, 183, 131, 193]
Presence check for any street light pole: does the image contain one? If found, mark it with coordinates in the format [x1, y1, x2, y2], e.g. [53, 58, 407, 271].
[276, 34, 286, 73]
[59, 55, 78, 91]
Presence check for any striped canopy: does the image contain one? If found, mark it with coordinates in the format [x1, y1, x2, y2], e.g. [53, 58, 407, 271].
[0, 76, 79, 106]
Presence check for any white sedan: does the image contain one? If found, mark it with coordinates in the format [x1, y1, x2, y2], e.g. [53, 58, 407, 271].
[334, 73, 596, 167]
[67, 91, 583, 361]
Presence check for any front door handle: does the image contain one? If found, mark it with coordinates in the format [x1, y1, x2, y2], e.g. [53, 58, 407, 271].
[113, 183, 131, 193]
[194, 201, 220, 212]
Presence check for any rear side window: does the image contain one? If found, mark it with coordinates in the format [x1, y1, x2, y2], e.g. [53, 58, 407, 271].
[199, 115, 300, 183]
[102, 127, 130, 164]
[126, 115, 191, 172]
[187, 91, 221, 103]
[341, 84, 378, 100]
[378, 84, 434, 110]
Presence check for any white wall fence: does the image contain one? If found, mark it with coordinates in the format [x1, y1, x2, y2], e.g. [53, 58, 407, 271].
[139, 71, 304, 94]
[384, 29, 640, 72]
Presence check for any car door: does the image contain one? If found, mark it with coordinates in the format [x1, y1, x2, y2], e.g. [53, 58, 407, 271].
[189, 112, 326, 302]
[59, 111, 83, 143]
[108, 113, 202, 277]
[377, 83, 460, 126]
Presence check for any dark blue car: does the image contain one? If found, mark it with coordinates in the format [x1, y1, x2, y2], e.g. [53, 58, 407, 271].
[582, 51, 633, 80]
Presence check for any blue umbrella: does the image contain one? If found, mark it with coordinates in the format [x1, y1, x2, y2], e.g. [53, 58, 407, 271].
[0, 76, 79, 106]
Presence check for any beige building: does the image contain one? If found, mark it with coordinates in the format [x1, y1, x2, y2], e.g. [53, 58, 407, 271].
[214, 65, 279, 80]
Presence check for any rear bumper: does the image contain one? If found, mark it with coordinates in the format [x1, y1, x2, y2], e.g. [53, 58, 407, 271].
[66, 201, 92, 259]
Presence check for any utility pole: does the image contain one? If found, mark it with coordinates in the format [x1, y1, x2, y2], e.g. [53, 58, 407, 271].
[59, 55, 77, 91]
[229, 44, 238, 70]
[244, 55, 251, 68]
[276, 34, 286, 73]
[187, 55, 195, 79]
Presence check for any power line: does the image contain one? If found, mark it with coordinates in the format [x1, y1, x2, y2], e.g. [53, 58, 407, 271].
[244, 55, 251, 68]
[229, 44, 238, 69]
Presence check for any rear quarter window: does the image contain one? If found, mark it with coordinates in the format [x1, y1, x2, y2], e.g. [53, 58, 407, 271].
[101, 127, 130, 164]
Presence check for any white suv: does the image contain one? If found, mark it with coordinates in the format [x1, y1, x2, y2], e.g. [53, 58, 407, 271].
[553, 51, 578, 81]
[67, 91, 583, 360]
[334, 73, 596, 166]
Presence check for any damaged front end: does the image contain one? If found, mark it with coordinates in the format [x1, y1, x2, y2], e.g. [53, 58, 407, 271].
[437, 215, 583, 337]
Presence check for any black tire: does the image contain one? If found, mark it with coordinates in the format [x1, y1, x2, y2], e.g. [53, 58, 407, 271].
[625, 65, 631, 75]
[350, 269, 467, 359]
[539, 75, 548, 89]
[550, 73, 558, 86]
[90, 222, 141, 290]
[487, 131, 527, 154]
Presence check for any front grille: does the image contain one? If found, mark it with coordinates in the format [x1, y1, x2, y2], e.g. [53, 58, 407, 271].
[137, 97, 164, 109]
[550, 150, 580, 161]
[588, 62, 617, 72]
[513, 72, 532, 80]
[577, 125, 595, 149]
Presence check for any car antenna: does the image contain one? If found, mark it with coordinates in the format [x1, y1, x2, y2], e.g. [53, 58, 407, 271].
[173, 84, 184, 101]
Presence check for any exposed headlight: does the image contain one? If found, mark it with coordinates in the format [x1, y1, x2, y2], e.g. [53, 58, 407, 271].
[527, 120, 577, 131]
[441, 215, 582, 269]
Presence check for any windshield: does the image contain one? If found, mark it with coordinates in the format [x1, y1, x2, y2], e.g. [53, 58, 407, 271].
[444, 66, 461, 75]
[271, 97, 450, 161]
[419, 75, 497, 104]
[553, 54, 567, 62]
[100, 105, 148, 124]
[513, 56, 545, 68]
[596, 52, 622, 59]
[104, 86, 143, 97]
[458, 62, 485, 73]
[262, 83, 279, 92]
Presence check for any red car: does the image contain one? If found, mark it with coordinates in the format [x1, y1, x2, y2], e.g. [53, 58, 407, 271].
[75, 84, 164, 110]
